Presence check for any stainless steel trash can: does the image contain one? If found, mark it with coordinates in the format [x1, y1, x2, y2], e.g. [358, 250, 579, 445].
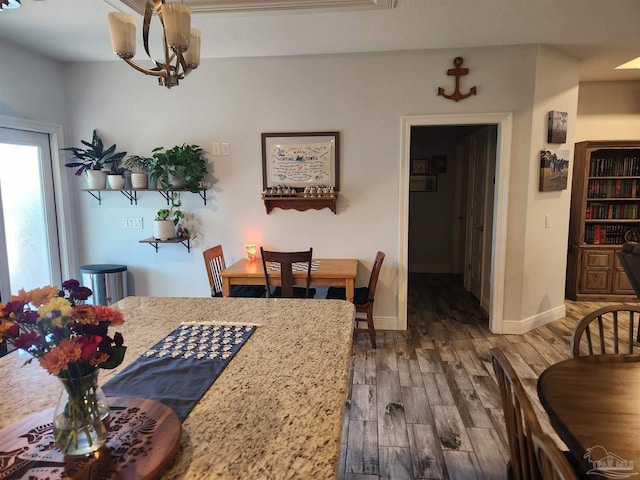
[80, 264, 128, 306]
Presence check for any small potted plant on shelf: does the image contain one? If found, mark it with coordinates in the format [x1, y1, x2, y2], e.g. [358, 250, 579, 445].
[150, 143, 208, 193]
[152, 193, 186, 240]
[124, 154, 153, 189]
[106, 156, 130, 190]
[62, 129, 127, 190]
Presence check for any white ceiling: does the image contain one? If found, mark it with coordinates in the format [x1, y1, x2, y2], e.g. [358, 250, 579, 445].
[1, 0, 640, 82]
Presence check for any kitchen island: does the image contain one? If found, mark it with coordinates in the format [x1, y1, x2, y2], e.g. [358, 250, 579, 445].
[0, 296, 355, 479]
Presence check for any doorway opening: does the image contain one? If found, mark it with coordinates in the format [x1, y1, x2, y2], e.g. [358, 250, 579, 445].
[399, 113, 513, 334]
[408, 124, 497, 326]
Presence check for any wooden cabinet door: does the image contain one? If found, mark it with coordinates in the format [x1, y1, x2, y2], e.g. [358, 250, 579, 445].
[613, 252, 637, 295]
[580, 249, 613, 293]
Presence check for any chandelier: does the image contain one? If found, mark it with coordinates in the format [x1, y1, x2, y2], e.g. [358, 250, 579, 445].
[107, 0, 200, 89]
[0, 0, 20, 11]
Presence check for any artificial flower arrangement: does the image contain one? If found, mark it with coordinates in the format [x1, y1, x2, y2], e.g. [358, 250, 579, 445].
[0, 279, 127, 455]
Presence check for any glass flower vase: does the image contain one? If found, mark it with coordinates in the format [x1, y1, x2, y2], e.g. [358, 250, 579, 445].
[52, 370, 110, 456]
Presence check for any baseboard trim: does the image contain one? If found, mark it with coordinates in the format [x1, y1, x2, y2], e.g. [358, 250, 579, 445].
[501, 304, 567, 334]
[372, 315, 399, 330]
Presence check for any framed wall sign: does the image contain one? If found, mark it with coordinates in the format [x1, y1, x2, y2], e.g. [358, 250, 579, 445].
[261, 132, 339, 190]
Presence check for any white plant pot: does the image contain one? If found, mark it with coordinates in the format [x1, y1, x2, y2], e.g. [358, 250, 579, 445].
[130, 173, 148, 189]
[107, 174, 126, 190]
[153, 220, 175, 240]
[86, 170, 107, 190]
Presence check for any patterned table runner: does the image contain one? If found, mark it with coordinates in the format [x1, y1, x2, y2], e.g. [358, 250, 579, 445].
[265, 260, 320, 272]
[102, 322, 256, 421]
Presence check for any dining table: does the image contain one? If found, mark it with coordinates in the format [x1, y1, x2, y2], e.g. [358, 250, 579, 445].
[0, 296, 355, 479]
[219, 258, 359, 301]
[537, 354, 640, 478]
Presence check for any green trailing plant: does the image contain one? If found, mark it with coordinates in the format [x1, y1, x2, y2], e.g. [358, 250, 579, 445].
[150, 143, 208, 193]
[155, 192, 185, 226]
[63, 130, 127, 176]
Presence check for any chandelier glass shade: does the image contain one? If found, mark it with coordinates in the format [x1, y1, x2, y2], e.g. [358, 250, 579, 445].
[0, 0, 21, 11]
[107, 0, 200, 89]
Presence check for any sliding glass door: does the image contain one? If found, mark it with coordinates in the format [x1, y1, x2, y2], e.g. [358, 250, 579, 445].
[0, 127, 61, 302]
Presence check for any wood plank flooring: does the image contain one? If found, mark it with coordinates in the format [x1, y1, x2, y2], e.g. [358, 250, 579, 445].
[337, 273, 618, 480]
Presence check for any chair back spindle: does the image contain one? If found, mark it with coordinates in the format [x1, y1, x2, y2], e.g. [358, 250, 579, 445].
[570, 305, 640, 357]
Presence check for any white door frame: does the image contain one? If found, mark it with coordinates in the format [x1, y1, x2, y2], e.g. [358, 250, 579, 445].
[399, 112, 512, 334]
[0, 114, 77, 282]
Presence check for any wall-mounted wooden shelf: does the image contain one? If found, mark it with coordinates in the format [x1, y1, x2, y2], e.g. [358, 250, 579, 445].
[262, 195, 337, 214]
[139, 237, 191, 252]
[82, 188, 208, 205]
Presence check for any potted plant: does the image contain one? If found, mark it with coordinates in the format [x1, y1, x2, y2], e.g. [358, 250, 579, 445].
[124, 154, 153, 189]
[150, 143, 208, 193]
[152, 193, 186, 240]
[62, 130, 127, 190]
[106, 156, 130, 190]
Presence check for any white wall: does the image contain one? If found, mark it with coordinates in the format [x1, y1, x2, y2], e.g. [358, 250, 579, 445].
[0, 40, 66, 125]
[576, 81, 640, 141]
[510, 46, 579, 332]
[3, 41, 585, 332]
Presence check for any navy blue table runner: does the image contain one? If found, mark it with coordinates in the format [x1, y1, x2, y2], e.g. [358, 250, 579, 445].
[102, 323, 256, 421]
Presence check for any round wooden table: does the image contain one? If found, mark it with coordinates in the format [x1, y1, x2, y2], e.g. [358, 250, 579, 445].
[537, 354, 640, 477]
[0, 397, 181, 479]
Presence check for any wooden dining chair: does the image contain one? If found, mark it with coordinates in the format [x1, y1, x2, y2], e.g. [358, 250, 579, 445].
[532, 434, 580, 480]
[570, 304, 640, 357]
[260, 247, 315, 298]
[325, 251, 385, 349]
[202, 245, 265, 298]
[489, 348, 543, 480]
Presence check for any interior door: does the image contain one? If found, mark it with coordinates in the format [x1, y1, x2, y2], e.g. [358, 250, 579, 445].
[467, 133, 488, 300]
[0, 127, 61, 301]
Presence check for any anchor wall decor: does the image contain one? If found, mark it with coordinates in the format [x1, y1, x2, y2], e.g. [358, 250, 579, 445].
[438, 57, 477, 102]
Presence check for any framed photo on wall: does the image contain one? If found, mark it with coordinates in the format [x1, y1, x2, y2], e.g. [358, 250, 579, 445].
[539, 149, 569, 191]
[547, 111, 568, 144]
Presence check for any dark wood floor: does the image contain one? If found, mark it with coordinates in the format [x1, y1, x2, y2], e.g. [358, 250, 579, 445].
[337, 273, 603, 480]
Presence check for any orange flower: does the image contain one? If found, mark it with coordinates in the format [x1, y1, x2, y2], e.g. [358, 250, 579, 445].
[94, 305, 124, 326]
[90, 352, 110, 365]
[70, 304, 97, 325]
[39, 339, 81, 375]
[12, 286, 59, 308]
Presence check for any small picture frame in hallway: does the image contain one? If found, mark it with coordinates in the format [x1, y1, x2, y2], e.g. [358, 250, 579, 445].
[431, 155, 447, 173]
[411, 158, 429, 174]
[410, 174, 437, 192]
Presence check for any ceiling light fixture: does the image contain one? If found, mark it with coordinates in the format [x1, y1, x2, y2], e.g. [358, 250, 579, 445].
[107, 0, 200, 89]
[0, 0, 21, 11]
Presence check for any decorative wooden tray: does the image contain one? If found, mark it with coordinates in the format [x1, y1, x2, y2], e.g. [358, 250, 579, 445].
[0, 397, 181, 479]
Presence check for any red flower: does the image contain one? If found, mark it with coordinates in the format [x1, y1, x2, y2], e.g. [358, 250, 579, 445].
[78, 335, 103, 361]
[14, 331, 39, 349]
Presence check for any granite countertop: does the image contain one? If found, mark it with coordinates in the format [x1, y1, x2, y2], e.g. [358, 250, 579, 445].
[0, 296, 355, 479]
